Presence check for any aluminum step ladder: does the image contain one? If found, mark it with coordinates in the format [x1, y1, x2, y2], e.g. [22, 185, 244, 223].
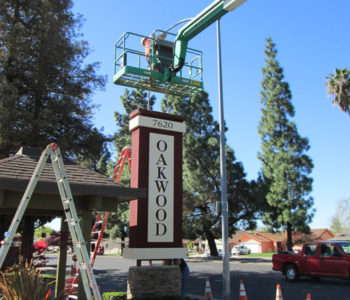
[0, 143, 101, 300]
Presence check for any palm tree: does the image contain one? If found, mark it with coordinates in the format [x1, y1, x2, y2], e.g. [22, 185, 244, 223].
[326, 68, 350, 116]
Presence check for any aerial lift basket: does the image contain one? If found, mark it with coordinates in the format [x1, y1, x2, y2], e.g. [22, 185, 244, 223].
[113, 31, 203, 98]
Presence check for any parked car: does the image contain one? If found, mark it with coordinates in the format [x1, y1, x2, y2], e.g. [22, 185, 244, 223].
[231, 245, 251, 255]
[272, 241, 350, 281]
[204, 250, 222, 256]
[96, 246, 104, 255]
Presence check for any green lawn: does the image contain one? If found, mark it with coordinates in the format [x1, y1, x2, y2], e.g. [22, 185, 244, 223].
[245, 252, 275, 258]
[40, 273, 56, 278]
[105, 252, 122, 256]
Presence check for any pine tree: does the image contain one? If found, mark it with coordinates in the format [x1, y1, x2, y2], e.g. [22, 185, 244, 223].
[163, 92, 259, 256]
[0, 0, 108, 166]
[0, 0, 109, 254]
[258, 38, 314, 251]
[113, 89, 155, 154]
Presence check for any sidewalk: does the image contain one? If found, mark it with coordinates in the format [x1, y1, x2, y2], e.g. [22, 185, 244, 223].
[188, 255, 272, 264]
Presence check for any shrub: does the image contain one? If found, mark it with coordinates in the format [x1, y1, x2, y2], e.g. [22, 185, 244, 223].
[101, 292, 191, 300]
[131, 297, 185, 300]
[0, 258, 54, 300]
[102, 292, 127, 300]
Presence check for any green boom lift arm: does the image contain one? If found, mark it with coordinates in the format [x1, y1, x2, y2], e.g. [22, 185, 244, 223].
[170, 0, 246, 75]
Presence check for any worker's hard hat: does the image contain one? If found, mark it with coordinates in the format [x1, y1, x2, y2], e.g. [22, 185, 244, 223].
[141, 37, 149, 46]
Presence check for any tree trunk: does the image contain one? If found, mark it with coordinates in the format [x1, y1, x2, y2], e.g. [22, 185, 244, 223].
[286, 223, 293, 252]
[55, 219, 68, 300]
[21, 216, 35, 263]
[121, 229, 126, 255]
[205, 228, 218, 256]
[0, 215, 9, 241]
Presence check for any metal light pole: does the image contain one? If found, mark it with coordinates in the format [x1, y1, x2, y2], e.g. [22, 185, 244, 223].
[145, 1, 247, 299]
[216, 18, 230, 300]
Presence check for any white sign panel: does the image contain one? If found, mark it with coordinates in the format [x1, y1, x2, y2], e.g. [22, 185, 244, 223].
[129, 115, 186, 133]
[148, 133, 174, 243]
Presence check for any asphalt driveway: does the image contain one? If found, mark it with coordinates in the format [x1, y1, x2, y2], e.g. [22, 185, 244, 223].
[47, 255, 350, 300]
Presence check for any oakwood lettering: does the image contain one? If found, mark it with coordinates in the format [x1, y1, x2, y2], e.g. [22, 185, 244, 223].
[154, 139, 169, 236]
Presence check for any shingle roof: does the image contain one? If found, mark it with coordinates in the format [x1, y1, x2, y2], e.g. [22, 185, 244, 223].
[310, 228, 333, 239]
[248, 233, 272, 242]
[0, 147, 145, 200]
[331, 229, 350, 241]
[256, 231, 284, 242]
[232, 233, 272, 243]
[229, 230, 246, 241]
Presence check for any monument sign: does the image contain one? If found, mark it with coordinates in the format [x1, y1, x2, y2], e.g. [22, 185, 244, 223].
[123, 109, 187, 259]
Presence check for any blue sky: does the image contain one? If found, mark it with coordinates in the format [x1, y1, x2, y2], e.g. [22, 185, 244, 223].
[65, 0, 350, 230]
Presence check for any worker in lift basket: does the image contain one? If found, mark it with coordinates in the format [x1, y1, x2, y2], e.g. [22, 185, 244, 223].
[141, 37, 151, 63]
[141, 36, 160, 72]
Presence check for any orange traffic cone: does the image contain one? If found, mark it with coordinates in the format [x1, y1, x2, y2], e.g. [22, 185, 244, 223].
[275, 284, 283, 300]
[239, 280, 248, 300]
[306, 293, 311, 300]
[202, 277, 213, 300]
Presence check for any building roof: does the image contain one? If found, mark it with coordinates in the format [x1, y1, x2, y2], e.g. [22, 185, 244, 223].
[330, 229, 350, 241]
[291, 228, 334, 244]
[309, 228, 334, 239]
[256, 231, 284, 242]
[0, 147, 145, 215]
[229, 230, 247, 241]
[248, 233, 272, 242]
[232, 233, 272, 243]
[231, 229, 334, 245]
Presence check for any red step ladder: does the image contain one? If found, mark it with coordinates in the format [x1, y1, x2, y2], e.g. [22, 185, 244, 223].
[112, 147, 131, 182]
[90, 212, 110, 266]
[65, 147, 131, 299]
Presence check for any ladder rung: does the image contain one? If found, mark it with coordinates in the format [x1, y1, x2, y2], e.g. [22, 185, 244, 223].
[67, 296, 78, 299]
[74, 242, 85, 248]
[79, 263, 87, 269]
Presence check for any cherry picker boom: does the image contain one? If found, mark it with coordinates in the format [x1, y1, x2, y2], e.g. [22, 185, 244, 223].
[169, 0, 246, 79]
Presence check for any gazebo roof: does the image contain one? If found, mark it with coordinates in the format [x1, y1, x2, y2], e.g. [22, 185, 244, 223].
[0, 147, 145, 216]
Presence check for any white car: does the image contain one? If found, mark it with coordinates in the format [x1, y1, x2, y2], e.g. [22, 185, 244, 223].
[231, 245, 251, 255]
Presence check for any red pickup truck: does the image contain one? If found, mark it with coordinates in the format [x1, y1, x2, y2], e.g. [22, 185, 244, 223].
[272, 241, 350, 281]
